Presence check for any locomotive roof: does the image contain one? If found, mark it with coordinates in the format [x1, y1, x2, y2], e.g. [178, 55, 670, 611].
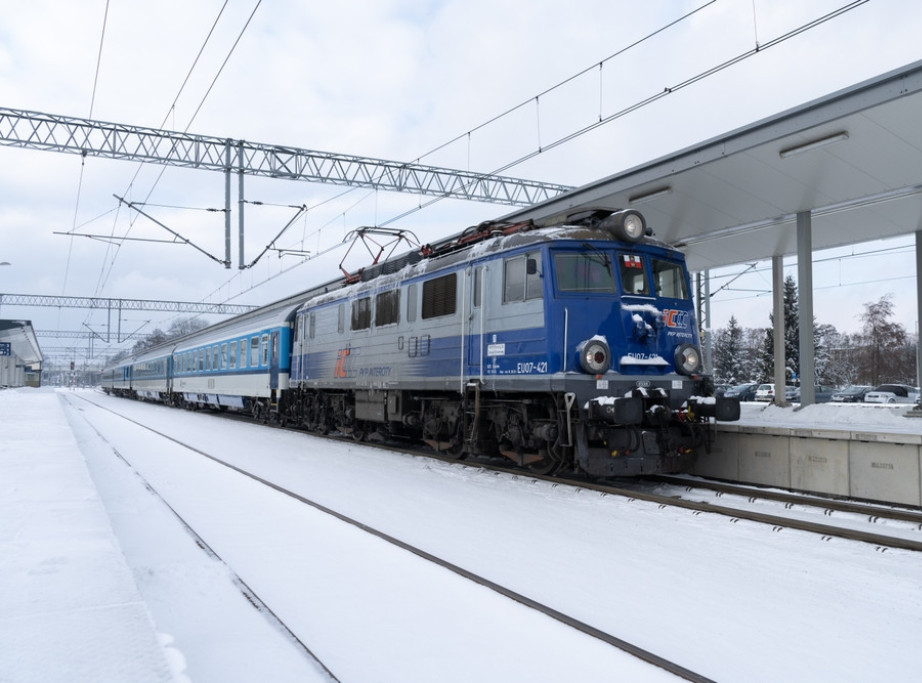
[109, 209, 673, 363]
[299, 217, 677, 310]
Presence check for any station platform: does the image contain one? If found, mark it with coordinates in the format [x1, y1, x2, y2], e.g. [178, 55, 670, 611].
[0, 388, 175, 682]
[705, 402, 922, 505]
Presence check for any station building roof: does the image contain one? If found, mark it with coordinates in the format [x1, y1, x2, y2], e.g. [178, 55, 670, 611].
[0, 320, 43, 367]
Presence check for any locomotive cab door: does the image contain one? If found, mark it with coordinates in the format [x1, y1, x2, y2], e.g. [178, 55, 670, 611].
[467, 265, 485, 378]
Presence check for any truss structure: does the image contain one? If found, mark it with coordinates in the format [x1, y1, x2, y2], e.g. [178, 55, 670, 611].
[0, 107, 573, 206]
[0, 293, 255, 315]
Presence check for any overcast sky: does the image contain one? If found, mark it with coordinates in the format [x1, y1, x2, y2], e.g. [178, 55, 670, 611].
[1, 0, 921, 364]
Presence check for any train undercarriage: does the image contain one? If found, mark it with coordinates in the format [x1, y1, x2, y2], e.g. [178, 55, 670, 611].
[279, 384, 739, 477]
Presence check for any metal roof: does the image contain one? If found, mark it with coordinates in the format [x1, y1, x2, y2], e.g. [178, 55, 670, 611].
[0, 320, 42, 366]
[502, 59, 922, 273]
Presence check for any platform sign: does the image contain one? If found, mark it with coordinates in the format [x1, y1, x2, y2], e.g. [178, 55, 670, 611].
[0, 342, 10, 356]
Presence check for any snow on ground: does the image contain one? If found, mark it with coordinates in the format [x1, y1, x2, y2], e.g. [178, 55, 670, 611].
[2, 387, 922, 682]
[736, 400, 922, 434]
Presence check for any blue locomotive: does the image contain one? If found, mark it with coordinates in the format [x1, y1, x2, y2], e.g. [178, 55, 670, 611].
[101, 208, 739, 476]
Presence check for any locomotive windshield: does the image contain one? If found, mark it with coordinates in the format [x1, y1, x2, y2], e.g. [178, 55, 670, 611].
[651, 258, 689, 299]
[619, 253, 649, 295]
[554, 253, 616, 292]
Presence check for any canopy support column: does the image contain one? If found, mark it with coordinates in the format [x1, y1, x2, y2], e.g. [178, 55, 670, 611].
[916, 231, 922, 394]
[772, 254, 786, 406]
[797, 211, 815, 405]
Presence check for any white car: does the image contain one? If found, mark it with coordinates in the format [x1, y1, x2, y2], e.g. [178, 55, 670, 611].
[754, 383, 798, 402]
[864, 384, 920, 404]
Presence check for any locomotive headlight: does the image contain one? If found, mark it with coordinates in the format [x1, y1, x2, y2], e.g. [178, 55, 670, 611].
[579, 338, 611, 374]
[601, 210, 647, 242]
[674, 344, 701, 375]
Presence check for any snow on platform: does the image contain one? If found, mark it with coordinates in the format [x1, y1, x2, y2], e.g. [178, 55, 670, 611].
[0, 388, 176, 683]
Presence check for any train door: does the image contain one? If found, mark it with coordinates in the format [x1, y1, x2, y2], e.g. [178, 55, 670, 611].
[467, 265, 485, 377]
[269, 330, 280, 390]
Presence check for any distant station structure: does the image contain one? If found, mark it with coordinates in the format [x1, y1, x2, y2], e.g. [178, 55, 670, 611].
[0, 320, 42, 387]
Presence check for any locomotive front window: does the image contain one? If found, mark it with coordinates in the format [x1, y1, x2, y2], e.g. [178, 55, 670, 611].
[619, 253, 649, 295]
[554, 253, 615, 293]
[652, 259, 689, 299]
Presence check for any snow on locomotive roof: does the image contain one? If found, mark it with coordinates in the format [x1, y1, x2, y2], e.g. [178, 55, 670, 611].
[298, 219, 676, 311]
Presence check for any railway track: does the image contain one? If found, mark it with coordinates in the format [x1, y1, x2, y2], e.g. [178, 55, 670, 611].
[68, 391, 716, 682]
[642, 474, 922, 550]
[89, 390, 922, 553]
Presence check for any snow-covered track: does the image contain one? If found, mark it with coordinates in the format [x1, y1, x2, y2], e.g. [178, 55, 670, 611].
[542, 474, 922, 552]
[72, 392, 714, 682]
[63, 393, 341, 681]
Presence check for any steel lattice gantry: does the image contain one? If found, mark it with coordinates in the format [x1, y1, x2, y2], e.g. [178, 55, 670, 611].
[0, 107, 573, 268]
[0, 293, 255, 315]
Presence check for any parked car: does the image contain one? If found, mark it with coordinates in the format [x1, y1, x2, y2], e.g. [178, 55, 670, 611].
[864, 384, 920, 404]
[724, 382, 758, 402]
[813, 385, 835, 403]
[755, 383, 798, 402]
[831, 385, 872, 403]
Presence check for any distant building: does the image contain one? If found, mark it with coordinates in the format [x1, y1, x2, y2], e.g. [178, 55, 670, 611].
[0, 320, 43, 388]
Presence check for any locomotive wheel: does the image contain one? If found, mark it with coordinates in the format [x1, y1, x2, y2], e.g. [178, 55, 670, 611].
[525, 453, 560, 475]
[443, 440, 466, 460]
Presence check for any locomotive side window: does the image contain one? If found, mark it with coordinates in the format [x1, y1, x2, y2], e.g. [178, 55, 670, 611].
[352, 297, 371, 330]
[619, 253, 649, 295]
[422, 274, 457, 319]
[503, 252, 542, 303]
[652, 259, 689, 299]
[375, 290, 400, 326]
[554, 253, 616, 293]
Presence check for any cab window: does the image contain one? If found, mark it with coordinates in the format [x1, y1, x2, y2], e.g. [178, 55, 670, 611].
[619, 253, 648, 295]
[554, 253, 615, 293]
[652, 259, 689, 299]
[503, 253, 542, 302]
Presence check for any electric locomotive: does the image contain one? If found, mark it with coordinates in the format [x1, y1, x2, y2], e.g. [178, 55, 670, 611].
[285, 207, 740, 476]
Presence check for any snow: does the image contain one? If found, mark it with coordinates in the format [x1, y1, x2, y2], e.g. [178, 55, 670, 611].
[736, 400, 922, 435]
[2, 387, 922, 681]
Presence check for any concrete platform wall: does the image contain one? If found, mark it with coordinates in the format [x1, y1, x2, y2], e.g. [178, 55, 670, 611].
[696, 425, 922, 506]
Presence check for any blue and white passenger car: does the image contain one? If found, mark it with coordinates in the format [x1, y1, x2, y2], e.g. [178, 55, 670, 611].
[170, 299, 297, 416]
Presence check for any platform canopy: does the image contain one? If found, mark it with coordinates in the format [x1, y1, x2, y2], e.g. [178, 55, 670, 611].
[0, 320, 43, 367]
[501, 59, 922, 274]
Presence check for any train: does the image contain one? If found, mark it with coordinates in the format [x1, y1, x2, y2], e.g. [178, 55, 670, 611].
[101, 207, 740, 477]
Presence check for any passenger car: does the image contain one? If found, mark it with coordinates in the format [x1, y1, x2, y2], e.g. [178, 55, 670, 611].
[724, 382, 758, 401]
[754, 383, 797, 402]
[864, 384, 920, 404]
[831, 385, 872, 403]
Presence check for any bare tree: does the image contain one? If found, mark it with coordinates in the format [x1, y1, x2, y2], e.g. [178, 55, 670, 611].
[855, 294, 909, 385]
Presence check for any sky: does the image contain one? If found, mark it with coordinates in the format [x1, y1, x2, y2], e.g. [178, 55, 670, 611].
[4, 387, 922, 680]
[2, 0, 922, 367]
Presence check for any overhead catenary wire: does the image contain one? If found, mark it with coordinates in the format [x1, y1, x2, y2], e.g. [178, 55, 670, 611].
[194, 0, 872, 319]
